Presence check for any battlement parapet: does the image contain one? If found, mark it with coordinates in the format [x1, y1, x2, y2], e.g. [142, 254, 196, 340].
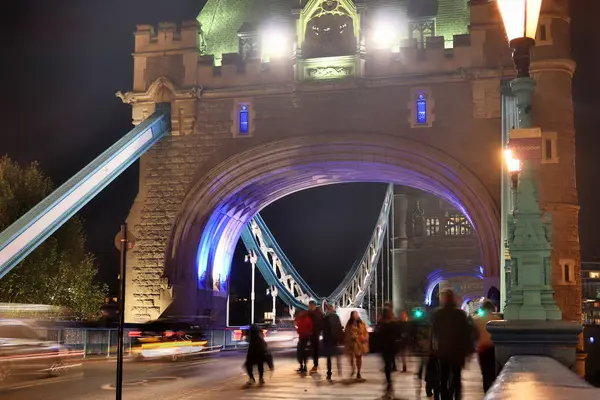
[366, 34, 475, 77]
[134, 21, 199, 54]
[194, 33, 478, 88]
[197, 53, 294, 88]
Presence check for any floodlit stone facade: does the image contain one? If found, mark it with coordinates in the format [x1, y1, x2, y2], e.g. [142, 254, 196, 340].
[118, 0, 579, 329]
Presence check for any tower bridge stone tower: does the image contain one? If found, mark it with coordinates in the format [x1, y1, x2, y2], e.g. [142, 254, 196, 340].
[118, 0, 579, 327]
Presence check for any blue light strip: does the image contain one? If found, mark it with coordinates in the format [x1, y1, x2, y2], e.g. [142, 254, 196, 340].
[0, 104, 171, 278]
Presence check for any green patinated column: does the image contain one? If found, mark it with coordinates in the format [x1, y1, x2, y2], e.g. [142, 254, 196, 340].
[488, 76, 581, 371]
[502, 77, 562, 321]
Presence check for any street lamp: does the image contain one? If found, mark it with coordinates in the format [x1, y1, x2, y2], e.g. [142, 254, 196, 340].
[244, 251, 258, 324]
[495, 0, 561, 321]
[497, 0, 542, 78]
[486, 1, 583, 372]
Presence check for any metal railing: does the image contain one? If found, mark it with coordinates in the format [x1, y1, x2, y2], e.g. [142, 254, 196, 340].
[33, 327, 248, 359]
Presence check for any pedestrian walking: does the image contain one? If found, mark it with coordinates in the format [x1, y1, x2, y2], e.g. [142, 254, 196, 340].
[398, 311, 410, 372]
[377, 306, 399, 397]
[307, 300, 323, 373]
[431, 290, 473, 400]
[244, 324, 273, 386]
[322, 304, 344, 381]
[474, 300, 500, 392]
[344, 310, 369, 379]
[295, 310, 313, 373]
[411, 309, 439, 399]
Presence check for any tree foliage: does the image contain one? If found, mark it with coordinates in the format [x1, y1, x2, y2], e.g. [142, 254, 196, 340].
[0, 156, 108, 320]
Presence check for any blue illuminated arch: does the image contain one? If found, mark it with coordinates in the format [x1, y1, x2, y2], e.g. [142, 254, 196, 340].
[165, 133, 501, 313]
[424, 267, 484, 306]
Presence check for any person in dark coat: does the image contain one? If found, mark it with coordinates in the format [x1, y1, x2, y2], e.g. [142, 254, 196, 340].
[307, 300, 323, 373]
[411, 310, 439, 399]
[245, 324, 273, 386]
[431, 290, 473, 400]
[377, 306, 399, 398]
[321, 304, 344, 381]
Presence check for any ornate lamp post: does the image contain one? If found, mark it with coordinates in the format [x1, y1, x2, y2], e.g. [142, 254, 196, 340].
[487, 0, 581, 370]
[245, 250, 258, 324]
[495, 0, 561, 321]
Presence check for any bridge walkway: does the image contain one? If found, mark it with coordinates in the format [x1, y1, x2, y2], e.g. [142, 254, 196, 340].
[184, 355, 484, 400]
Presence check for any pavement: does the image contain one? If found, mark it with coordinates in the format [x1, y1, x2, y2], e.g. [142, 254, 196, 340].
[0, 351, 484, 400]
[185, 355, 485, 400]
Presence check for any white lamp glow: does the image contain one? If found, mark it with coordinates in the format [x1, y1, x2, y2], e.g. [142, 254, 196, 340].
[262, 29, 289, 60]
[496, 0, 543, 42]
[372, 20, 397, 50]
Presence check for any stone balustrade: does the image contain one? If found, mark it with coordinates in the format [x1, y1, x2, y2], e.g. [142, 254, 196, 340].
[484, 355, 598, 400]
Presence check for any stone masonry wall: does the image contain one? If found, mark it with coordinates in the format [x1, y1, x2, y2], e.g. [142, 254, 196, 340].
[123, 0, 581, 323]
[125, 76, 502, 321]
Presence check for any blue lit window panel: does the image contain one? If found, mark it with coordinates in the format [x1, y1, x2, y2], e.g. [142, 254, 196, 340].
[239, 105, 249, 134]
[416, 94, 427, 124]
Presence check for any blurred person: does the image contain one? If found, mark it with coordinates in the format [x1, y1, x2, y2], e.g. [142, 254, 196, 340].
[474, 300, 500, 392]
[307, 300, 323, 373]
[344, 310, 369, 379]
[431, 290, 473, 400]
[412, 309, 437, 398]
[322, 304, 344, 381]
[295, 310, 313, 373]
[244, 324, 273, 386]
[397, 311, 410, 372]
[377, 306, 400, 397]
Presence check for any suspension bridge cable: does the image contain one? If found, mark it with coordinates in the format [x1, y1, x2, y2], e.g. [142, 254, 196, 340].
[374, 248, 378, 321]
[390, 187, 395, 303]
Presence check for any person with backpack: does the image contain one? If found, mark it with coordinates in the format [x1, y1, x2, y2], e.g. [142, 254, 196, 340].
[244, 324, 274, 386]
[321, 304, 344, 381]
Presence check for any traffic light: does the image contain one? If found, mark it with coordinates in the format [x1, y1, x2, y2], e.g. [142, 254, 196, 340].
[413, 308, 423, 319]
[477, 308, 485, 317]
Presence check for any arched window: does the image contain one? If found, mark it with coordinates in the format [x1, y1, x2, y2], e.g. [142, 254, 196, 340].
[299, 0, 358, 59]
[444, 213, 472, 236]
[239, 105, 249, 134]
[416, 93, 427, 124]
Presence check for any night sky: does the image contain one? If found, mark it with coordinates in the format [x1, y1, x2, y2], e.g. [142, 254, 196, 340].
[2, 1, 600, 310]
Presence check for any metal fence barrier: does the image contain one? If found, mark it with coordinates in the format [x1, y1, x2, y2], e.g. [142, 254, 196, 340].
[34, 327, 248, 359]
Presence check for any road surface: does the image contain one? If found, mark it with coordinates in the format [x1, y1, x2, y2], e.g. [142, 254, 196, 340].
[0, 350, 297, 400]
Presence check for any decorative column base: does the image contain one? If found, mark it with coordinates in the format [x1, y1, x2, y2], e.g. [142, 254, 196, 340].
[575, 350, 587, 378]
[487, 320, 582, 371]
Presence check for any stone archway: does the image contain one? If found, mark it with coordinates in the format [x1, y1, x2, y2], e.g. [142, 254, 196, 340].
[163, 132, 500, 319]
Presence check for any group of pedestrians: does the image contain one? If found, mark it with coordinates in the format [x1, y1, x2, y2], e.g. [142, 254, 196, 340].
[243, 289, 500, 398]
[295, 301, 370, 380]
[377, 290, 499, 400]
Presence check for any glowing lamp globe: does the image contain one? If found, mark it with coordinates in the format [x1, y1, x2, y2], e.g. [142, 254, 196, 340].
[504, 149, 521, 173]
[372, 20, 396, 50]
[262, 29, 289, 60]
[496, 0, 543, 77]
[496, 0, 543, 42]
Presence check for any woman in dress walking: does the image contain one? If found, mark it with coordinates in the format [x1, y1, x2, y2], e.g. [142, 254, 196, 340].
[344, 310, 369, 379]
